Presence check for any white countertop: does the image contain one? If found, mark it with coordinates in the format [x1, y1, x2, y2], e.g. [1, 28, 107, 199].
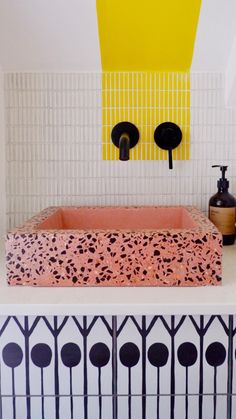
[0, 240, 236, 315]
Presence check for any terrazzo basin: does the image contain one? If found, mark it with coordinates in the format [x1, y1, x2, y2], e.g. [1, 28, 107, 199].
[6, 206, 222, 287]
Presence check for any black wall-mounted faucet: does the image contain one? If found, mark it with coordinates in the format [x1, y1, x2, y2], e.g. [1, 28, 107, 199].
[111, 122, 139, 161]
[154, 122, 182, 169]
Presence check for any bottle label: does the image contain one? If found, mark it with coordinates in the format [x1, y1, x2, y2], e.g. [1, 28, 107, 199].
[209, 206, 235, 235]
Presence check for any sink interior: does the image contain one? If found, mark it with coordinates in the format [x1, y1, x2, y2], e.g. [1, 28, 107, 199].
[36, 207, 197, 231]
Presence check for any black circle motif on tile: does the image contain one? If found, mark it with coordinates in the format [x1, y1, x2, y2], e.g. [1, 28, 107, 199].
[2, 343, 23, 368]
[206, 341, 226, 419]
[177, 342, 198, 367]
[205, 342, 226, 367]
[31, 343, 52, 368]
[148, 343, 169, 368]
[119, 342, 140, 368]
[61, 343, 81, 368]
[89, 343, 110, 368]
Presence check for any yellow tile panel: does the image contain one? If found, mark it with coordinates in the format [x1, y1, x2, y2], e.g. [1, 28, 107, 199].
[102, 72, 190, 161]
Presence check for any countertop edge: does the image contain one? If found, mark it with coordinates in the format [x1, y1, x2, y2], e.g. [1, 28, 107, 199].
[0, 302, 236, 316]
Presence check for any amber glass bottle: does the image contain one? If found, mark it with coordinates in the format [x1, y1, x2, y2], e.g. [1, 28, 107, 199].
[209, 165, 236, 245]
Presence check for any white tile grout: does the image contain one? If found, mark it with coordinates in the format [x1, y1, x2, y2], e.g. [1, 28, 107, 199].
[3, 72, 236, 229]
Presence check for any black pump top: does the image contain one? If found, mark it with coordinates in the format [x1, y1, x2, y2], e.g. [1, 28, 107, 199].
[212, 165, 229, 191]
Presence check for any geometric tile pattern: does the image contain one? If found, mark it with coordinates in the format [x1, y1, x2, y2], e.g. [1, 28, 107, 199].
[0, 314, 235, 418]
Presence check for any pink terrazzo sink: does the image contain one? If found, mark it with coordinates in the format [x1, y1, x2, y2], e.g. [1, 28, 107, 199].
[6, 206, 222, 287]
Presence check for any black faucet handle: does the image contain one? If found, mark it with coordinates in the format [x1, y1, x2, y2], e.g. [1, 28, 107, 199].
[154, 122, 182, 169]
[111, 122, 139, 161]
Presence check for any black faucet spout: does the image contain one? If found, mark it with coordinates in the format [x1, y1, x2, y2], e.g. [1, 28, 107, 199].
[119, 133, 130, 161]
[111, 122, 139, 161]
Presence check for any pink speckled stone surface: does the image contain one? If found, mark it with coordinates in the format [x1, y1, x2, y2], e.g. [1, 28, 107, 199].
[6, 206, 222, 287]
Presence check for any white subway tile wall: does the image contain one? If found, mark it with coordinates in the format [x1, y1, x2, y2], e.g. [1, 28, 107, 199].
[4, 72, 236, 229]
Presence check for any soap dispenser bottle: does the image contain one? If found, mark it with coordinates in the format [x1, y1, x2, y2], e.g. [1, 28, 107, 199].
[209, 165, 236, 245]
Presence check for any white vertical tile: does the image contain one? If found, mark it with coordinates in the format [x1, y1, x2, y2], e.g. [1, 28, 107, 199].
[4, 72, 236, 229]
[0, 69, 6, 236]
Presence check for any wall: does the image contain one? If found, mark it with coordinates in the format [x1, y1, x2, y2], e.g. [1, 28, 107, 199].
[1, 0, 236, 73]
[0, 0, 101, 71]
[191, 0, 236, 71]
[4, 72, 236, 229]
[225, 33, 236, 107]
[0, 314, 234, 419]
[0, 69, 6, 236]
